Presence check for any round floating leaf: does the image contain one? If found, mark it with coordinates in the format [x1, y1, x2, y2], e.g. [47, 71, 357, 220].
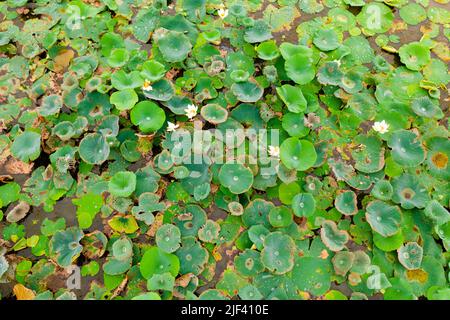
[174, 205, 207, 237]
[321, 220, 349, 252]
[11, 131, 41, 162]
[426, 137, 450, 179]
[140, 246, 180, 279]
[175, 237, 208, 275]
[335, 190, 358, 216]
[291, 193, 316, 217]
[242, 199, 274, 228]
[111, 71, 143, 90]
[78, 133, 110, 165]
[200, 104, 228, 124]
[365, 200, 402, 237]
[388, 130, 425, 168]
[292, 257, 331, 296]
[284, 53, 315, 85]
[147, 272, 175, 292]
[244, 19, 272, 43]
[230, 70, 250, 82]
[49, 227, 84, 268]
[280, 137, 317, 171]
[356, 3, 394, 34]
[276, 85, 307, 113]
[411, 96, 442, 119]
[218, 163, 254, 194]
[332, 251, 354, 276]
[373, 230, 404, 252]
[371, 180, 393, 201]
[350, 250, 370, 275]
[317, 61, 343, 85]
[261, 232, 295, 275]
[282, 113, 309, 138]
[38, 94, 63, 117]
[424, 200, 449, 226]
[352, 135, 385, 173]
[239, 284, 263, 300]
[198, 220, 220, 243]
[142, 79, 174, 101]
[256, 40, 280, 60]
[313, 29, 340, 51]
[269, 206, 293, 228]
[157, 30, 192, 62]
[140, 60, 166, 82]
[130, 101, 166, 133]
[384, 278, 416, 300]
[156, 224, 181, 253]
[399, 3, 426, 26]
[399, 42, 431, 71]
[107, 48, 129, 68]
[234, 249, 264, 277]
[108, 171, 136, 198]
[391, 174, 429, 210]
[398, 242, 423, 270]
[110, 89, 138, 111]
[231, 81, 263, 103]
[248, 225, 270, 251]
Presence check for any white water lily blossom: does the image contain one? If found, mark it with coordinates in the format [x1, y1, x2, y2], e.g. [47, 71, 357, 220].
[218, 8, 228, 19]
[142, 79, 152, 91]
[268, 145, 280, 158]
[184, 104, 198, 119]
[166, 121, 179, 132]
[372, 120, 390, 134]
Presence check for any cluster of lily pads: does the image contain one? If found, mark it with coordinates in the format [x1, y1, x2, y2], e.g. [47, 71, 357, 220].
[0, 0, 449, 300]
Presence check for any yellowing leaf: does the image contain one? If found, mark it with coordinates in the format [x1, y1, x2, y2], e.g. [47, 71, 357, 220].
[13, 284, 35, 300]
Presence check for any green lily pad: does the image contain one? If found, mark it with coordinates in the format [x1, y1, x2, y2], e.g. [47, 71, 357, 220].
[398, 242, 423, 270]
[388, 130, 425, 168]
[366, 200, 402, 237]
[321, 220, 349, 252]
[276, 85, 307, 113]
[399, 42, 431, 71]
[140, 246, 180, 279]
[78, 133, 110, 165]
[11, 131, 41, 162]
[261, 232, 295, 274]
[335, 190, 358, 216]
[156, 224, 181, 253]
[49, 227, 84, 268]
[108, 171, 136, 198]
[157, 30, 192, 63]
[130, 101, 166, 133]
[231, 81, 264, 103]
[391, 174, 429, 209]
[200, 104, 228, 124]
[218, 163, 254, 194]
[280, 137, 317, 171]
[292, 193, 316, 217]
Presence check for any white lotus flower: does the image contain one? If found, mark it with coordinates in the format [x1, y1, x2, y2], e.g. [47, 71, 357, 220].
[184, 104, 198, 119]
[142, 79, 152, 91]
[218, 8, 228, 19]
[372, 120, 389, 134]
[268, 145, 280, 158]
[167, 121, 179, 132]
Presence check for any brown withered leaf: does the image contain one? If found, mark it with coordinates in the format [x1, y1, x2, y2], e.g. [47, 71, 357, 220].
[4, 157, 34, 174]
